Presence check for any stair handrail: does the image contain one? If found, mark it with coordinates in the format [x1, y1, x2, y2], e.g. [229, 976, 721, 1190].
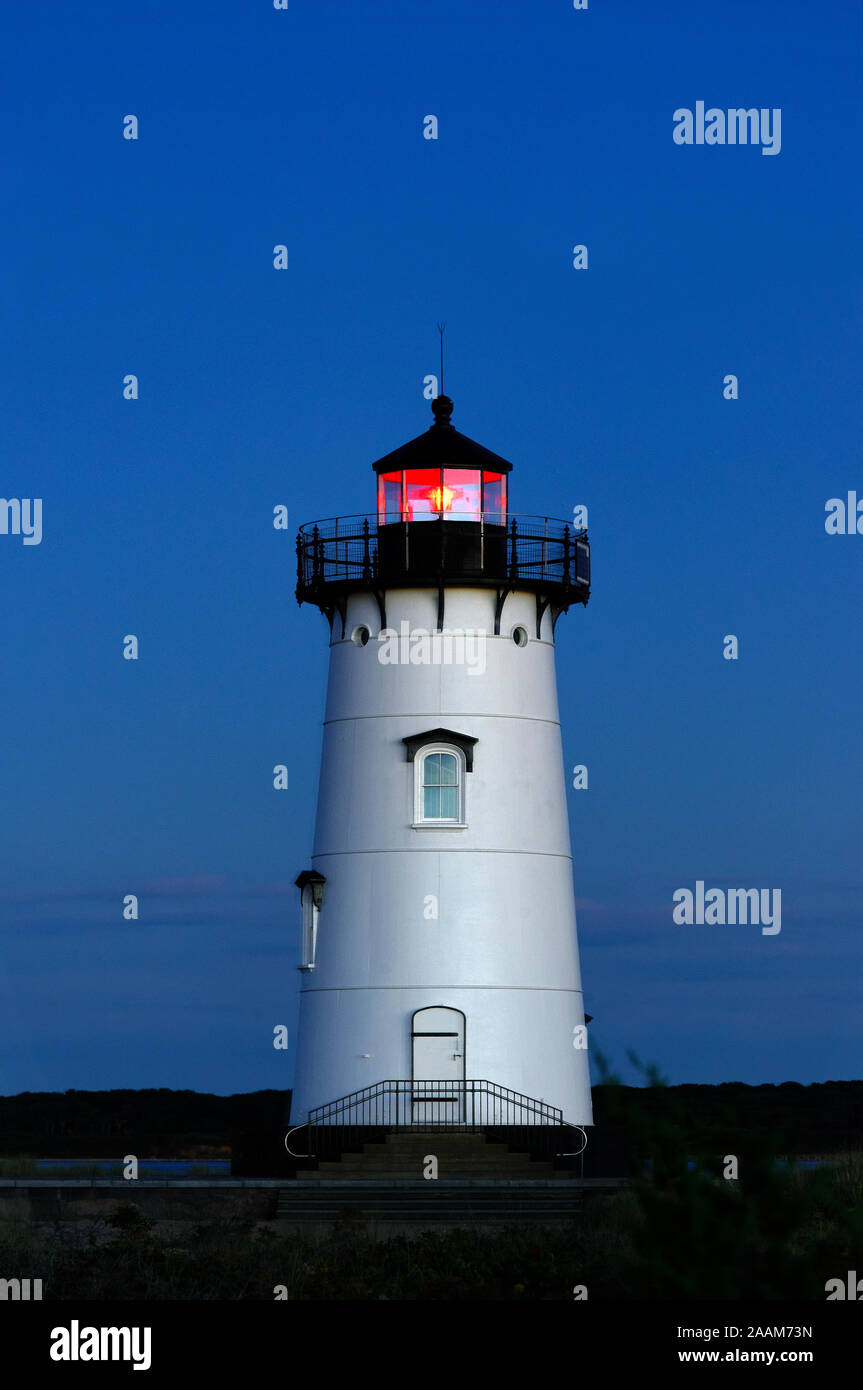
[284, 1079, 569, 1148]
[283, 1082, 587, 1165]
[306, 1078, 564, 1127]
[554, 1121, 588, 1158]
[284, 1122, 313, 1159]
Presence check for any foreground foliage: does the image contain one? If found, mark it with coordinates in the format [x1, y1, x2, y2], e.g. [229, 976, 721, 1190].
[2, 1155, 860, 1301]
[4, 1059, 859, 1299]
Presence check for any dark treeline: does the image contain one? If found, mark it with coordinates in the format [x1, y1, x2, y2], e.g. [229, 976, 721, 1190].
[0, 1089, 289, 1159]
[0, 1082, 860, 1160]
[589, 1080, 863, 1175]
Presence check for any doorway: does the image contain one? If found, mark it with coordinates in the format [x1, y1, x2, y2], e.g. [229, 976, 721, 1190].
[411, 1006, 466, 1124]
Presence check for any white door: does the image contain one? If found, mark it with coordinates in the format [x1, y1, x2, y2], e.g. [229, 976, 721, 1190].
[411, 1007, 465, 1124]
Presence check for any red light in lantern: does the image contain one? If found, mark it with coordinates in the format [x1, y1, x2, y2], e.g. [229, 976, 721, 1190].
[428, 484, 457, 512]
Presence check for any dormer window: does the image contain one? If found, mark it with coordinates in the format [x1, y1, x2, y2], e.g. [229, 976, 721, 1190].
[420, 749, 462, 822]
[403, 728, 477, 828]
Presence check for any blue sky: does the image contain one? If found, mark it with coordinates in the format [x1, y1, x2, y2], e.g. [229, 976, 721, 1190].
[0, 0, 860, 1097]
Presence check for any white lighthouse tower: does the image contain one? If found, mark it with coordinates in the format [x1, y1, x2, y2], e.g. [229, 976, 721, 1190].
[289, 394, 592, 1157]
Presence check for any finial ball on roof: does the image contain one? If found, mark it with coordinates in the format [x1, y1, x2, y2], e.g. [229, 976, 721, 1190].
[431, 394, 454, 425]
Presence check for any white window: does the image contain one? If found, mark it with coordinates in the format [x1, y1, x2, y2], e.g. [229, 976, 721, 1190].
[296, 871, 325, 971]
[301, 890, 318, 970]
[403, 727, 476, 828]
[414, 744, 466, 827]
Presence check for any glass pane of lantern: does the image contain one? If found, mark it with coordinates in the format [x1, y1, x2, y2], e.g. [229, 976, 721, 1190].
[439, 786, 458, 819]
[378, 472, 402, 523]
[441, 469, 480, 520]
[439, 753, 458, 785]
[483, 473, 506, 524]
[405, 468, 443, 521]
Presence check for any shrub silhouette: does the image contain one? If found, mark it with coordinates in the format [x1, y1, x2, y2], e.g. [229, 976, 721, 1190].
[591, 1048, 859, 1299]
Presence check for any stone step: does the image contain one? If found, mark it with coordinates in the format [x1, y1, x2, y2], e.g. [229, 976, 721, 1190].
[299, 1169, 554, 1180]
[316, 1156, 550, 1169]
[277, 1213, 582, 1223]
[277, 1197, 584, 1220]
[296, 1127, 573, 1180]
[277, 1199, 583, 1211]
[357, 1147, 541, 1156]
[276, 1202, 584, 1214]
[376, 1135, 497, 1147]
[276, 1184, 585, 1216]
[297, 1175, 557, 1182]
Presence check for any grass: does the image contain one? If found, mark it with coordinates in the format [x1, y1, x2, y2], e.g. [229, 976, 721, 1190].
[1, 1157, 860, 1300]
[0, 1159, 221, 1178]
[3, 1057, 858, 1299]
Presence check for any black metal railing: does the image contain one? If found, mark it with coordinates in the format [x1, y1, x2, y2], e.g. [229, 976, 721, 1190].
[285, 1079, 569, 1159]
[295, 513, 590, 602]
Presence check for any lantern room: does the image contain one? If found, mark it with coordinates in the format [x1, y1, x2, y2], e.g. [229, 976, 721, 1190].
[296, 392, 590, 631]
[377, 468, 507, 525]
[372, 394, 512, 527]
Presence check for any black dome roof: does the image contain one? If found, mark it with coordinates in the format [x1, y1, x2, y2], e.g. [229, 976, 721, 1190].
[371, 397, 514, 475]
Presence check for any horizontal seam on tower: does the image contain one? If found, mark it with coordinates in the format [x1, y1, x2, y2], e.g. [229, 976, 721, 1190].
[322, 713, 562, 727]
[298, 986, 584, 994]
[310, 848, 573, 859]
[333, 638, 558, 648]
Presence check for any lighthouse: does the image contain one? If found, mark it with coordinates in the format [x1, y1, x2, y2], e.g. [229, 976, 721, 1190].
[289, 395, 592, 1155]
